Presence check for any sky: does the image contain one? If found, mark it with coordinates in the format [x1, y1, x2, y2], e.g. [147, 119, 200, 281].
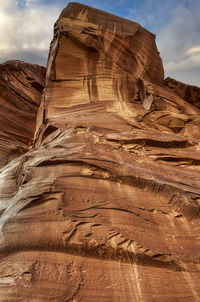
[0, 0, 200, 86]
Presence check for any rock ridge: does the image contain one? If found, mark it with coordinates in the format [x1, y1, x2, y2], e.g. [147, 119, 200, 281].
[0, 60, 46, 168]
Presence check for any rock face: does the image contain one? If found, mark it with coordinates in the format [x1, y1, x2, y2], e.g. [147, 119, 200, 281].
[0, 60, 46, 168]
[1, 3, 200, 302]
[165, 76, 200, 109]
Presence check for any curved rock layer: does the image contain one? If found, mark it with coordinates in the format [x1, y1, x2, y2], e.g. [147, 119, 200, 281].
[165, 76, 200, 109]
[0, 3, 200, 302]
[0, 60, 46, 168]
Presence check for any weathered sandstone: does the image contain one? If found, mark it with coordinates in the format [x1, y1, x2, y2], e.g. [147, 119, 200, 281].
[0, 60, 45, 168]
[165, 76, 200, 109]
[0, 3, 200, 301]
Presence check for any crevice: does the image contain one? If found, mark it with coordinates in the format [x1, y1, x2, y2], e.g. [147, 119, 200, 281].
[108, 137, 192, 149]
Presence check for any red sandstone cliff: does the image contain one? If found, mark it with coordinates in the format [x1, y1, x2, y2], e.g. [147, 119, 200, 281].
[165, 76, 200, 109]
[0, 60, 45, 167]
[0, 3, 200, 302]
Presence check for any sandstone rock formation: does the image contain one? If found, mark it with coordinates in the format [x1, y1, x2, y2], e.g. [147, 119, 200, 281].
[165, 76, 200, 109]
[0, 3, 200, 301]
[0, 60, 46, 168]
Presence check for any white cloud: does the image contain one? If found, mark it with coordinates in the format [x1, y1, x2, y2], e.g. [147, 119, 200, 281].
[187, 46, 200, 55]
[0, 0, 199, 86]
[126, 0, 200, 86]
[165, 46, 200, 72]
[165, 53, 200, 71]
[0, 0, 63, 65]
[156, 1, 200, 85]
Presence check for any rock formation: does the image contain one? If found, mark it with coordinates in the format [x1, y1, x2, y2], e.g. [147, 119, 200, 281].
[165, 76, 200, 109]
[0, 3, 200, 301]
[0, 60, 46, 168]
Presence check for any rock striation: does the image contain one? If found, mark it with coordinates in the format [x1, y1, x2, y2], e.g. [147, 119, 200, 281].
[165, 76, 200, 109]
[0, 60, 46, 168]
[0, 3, 200, 301]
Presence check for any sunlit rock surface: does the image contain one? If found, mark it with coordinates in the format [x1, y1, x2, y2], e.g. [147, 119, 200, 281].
[0, 3, 200, 302]
[0, 60, 46, 168]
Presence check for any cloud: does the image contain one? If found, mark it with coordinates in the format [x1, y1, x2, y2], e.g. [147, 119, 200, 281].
[126, 0, 200, 85]
[0, 0, 199, 86]
[0, 0, 128, 66]
[165, 53, 200, 71]
[156, 1, 200, 85]
[186, 46, 200, 55]
[126, 0, 175, 33]
[0, 0, 63, 66]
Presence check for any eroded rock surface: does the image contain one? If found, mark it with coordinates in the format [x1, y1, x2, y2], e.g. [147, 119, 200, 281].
[0, 3, 200, 302]
[165, 77, 200, 109]
[0, 60, 46, 168]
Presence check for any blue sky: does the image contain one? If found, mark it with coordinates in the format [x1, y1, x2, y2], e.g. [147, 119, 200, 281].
[0, 0, 200, 86]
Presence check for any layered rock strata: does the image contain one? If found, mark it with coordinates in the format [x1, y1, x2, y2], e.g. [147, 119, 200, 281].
[0, 3, 200, 302]
[165, 76, 200, 109]
[0, 60, 45, 168]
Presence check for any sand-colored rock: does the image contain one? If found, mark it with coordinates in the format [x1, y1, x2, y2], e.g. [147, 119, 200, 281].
[0, 60, 45, 168]
[0, 3, 200, 301]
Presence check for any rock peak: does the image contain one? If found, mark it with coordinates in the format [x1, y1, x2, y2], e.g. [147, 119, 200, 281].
[61, 2, 143, 28]
[34, 0, 164, 145]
